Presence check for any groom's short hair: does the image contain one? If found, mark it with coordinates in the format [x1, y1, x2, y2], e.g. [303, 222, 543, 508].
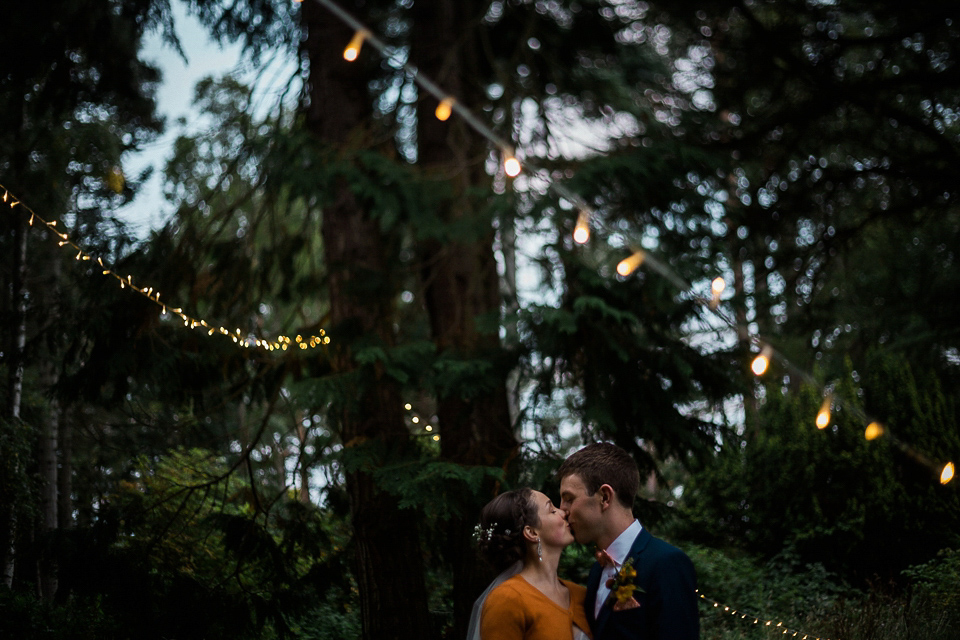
[557, 442, 640, 509]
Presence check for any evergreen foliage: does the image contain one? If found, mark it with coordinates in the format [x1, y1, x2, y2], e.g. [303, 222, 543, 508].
[2, 1, 959, 638]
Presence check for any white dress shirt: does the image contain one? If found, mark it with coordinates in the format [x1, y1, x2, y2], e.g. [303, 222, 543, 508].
[594, 519, 643, 617]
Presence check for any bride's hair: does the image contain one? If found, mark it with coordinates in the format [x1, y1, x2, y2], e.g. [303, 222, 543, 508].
[476, 488, 539, 571]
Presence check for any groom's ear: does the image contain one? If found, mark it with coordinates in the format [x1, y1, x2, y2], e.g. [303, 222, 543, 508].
[598, 484, 616, 510]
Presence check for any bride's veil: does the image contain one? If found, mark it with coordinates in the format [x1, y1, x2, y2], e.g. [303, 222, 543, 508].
[465, 560, 522, 640]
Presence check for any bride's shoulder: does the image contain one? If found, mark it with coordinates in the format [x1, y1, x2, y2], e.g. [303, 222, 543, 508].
[485, 575, 528, 608]
[561, 579, 588, 599]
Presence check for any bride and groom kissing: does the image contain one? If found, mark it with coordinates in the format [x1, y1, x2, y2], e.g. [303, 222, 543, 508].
[467, 443, 699, 640]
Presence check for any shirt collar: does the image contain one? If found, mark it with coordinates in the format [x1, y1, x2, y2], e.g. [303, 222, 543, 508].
[605, 520, 642, 566]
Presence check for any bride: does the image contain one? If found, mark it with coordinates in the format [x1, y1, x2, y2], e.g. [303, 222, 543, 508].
[468, 488, 592, 640]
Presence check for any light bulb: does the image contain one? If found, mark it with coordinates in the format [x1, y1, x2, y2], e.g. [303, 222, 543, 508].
[435, 97, 454, 121]
[864, 422, 884, 441]
[343, 31, 367, 61]
[573, 210, 590, 244]
[711, 277, 726, 295]
[616, 251, 645, 277]
[504, 155, 521, 177]
[751, 347, 772, 376]
[941, 461, 955, 485]
[815, 396, 831, 429]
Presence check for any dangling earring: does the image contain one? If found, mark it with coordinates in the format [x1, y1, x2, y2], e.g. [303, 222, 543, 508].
[537, 538, 542, 562]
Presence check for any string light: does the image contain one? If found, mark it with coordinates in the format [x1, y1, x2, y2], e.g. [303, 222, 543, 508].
[698, 591, 831, 640]
[9, 0, 954, 485]
[616, 250, 645, 277]
[1, 182, 329, 355]
[941, 462, 955, 485]
[435, 97, 454, 121]
[404, 402, 438, 441]
[301, 0, 955, 484]
[503, 152, 521, 177]
[710, 277, 725, 308]
[343, 30, 368, 61]
[573, 210, 590, 244]
[816, 395, 832, 430]
[864, 422, 884, 441]
[751, 345, 773, 376]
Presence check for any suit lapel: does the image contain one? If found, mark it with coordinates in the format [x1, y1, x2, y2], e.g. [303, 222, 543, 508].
[593, 527, 652, 639]
[585, 562, 602, 630]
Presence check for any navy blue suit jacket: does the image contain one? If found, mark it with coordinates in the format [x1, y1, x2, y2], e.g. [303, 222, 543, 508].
[585, 528, 699, 640]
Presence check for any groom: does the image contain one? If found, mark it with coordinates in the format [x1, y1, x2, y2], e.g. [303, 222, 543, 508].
[558, 443, 699, 640]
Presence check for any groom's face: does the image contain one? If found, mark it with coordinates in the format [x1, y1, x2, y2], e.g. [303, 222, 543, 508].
[559, 473, 603, 545]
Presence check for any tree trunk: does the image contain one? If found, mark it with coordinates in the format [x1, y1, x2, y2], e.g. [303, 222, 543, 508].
[35, 252, 61, 602]
[2, 205, 28, 588]
[303, 2, 433, 638]
[410, 1, 519, 636]
[57, 407, 73, 531]
[38, 361, 59, 602]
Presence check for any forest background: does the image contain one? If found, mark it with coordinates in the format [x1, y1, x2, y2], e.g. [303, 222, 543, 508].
[1, 1, 959, 639]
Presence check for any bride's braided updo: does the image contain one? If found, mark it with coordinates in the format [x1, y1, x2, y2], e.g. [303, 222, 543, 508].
[476, 488, 540, 571]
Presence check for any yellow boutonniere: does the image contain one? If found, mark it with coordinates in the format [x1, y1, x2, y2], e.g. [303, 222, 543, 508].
[606, 558, 644, 611]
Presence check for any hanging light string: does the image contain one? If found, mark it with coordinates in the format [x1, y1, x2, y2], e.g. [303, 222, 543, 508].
[1, 183, 329, 353]
[698, 591, 834, 640]
[307, 0, 955, 485]
[404, 402, 439, 442]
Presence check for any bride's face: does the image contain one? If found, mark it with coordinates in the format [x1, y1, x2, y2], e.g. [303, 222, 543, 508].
[529, 490, 575, 549]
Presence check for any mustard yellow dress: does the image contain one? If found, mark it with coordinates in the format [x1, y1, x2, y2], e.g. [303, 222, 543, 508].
[480, 575, 593, 640]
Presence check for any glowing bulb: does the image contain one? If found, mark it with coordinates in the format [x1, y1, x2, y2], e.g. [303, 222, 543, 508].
[711, 277, 726, 295]
[616, 251, 645, 277]
[343, 31, 366, 61]
[864, 422, 884, 441]
[425, 425, 432, 431]
[573, 210, 590, 244]
[815, 396, 832, 429]
[412, 416, 419, 424]
[504, 154, 521, 177]
[941, 462, 955, 484]
[751, 347, 772, 376]
[435, 97, 454, 121]
[432, 435, 440, 441]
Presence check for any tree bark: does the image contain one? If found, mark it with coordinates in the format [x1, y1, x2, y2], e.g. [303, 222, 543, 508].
[2, 203, 28, 588]
[303, 2, 433, 638]
[38, 360, 59, 602]
[410, 1, 519, 636]
[57, 407, 73, 532]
